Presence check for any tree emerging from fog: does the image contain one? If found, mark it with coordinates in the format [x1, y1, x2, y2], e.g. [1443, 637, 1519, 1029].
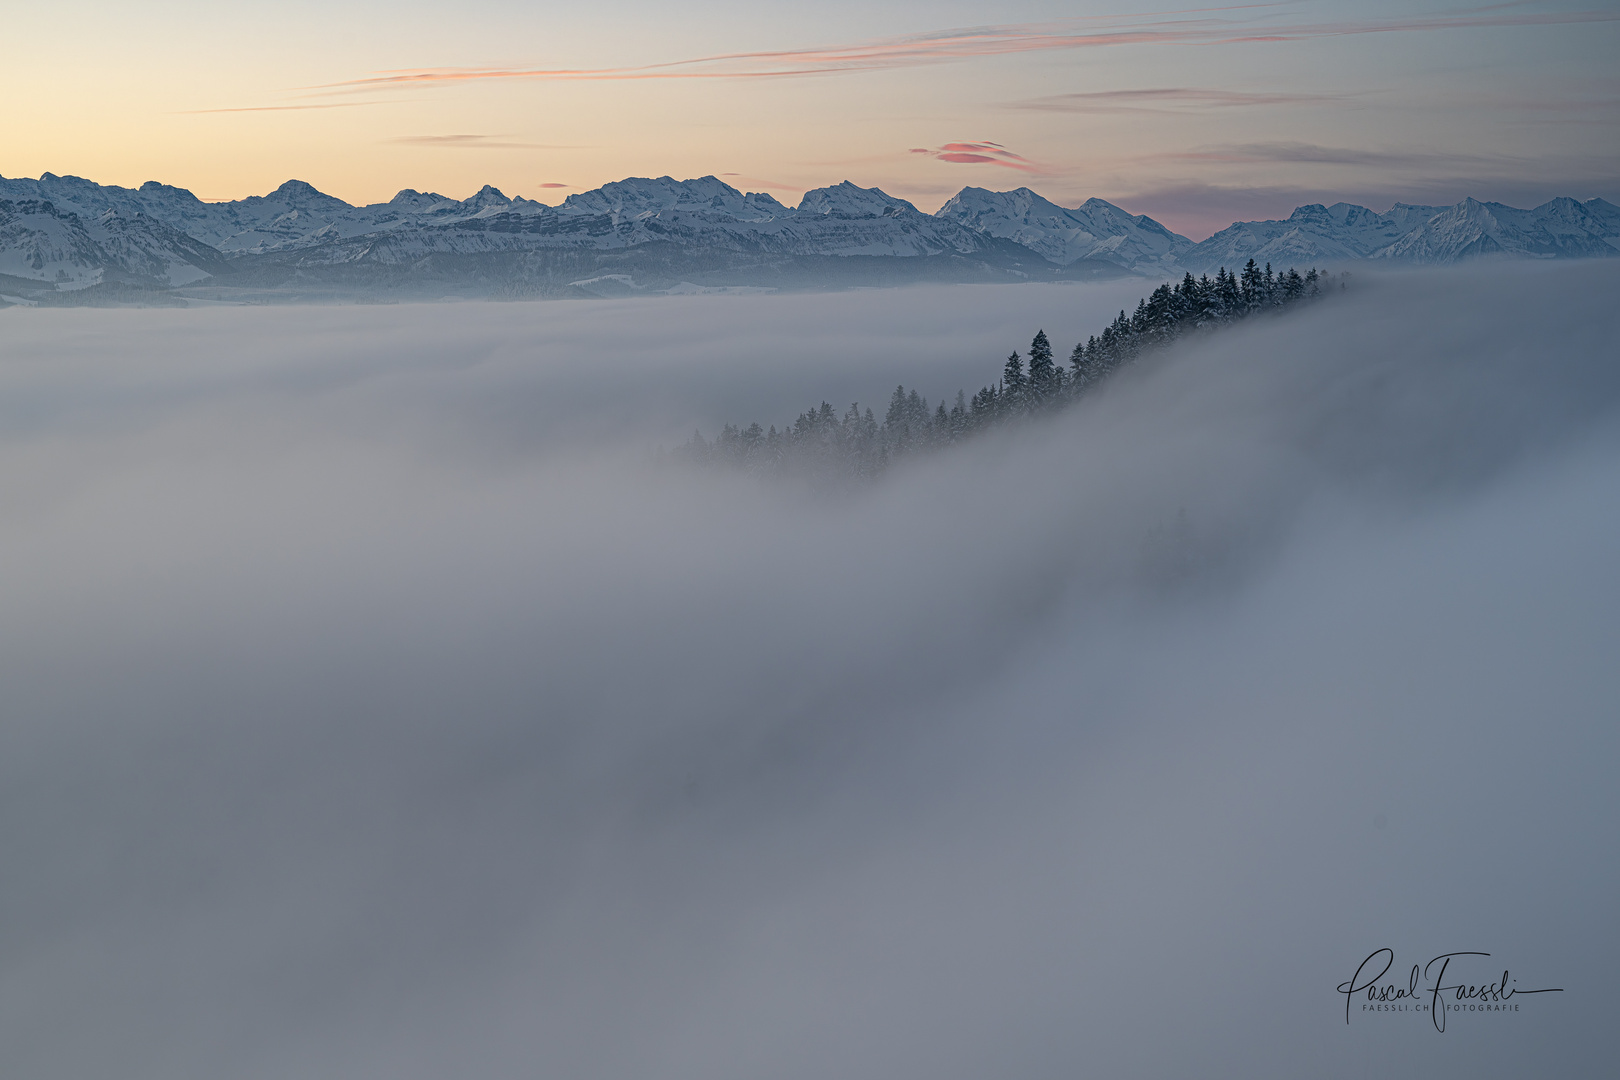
[675, 262, 1338, 480]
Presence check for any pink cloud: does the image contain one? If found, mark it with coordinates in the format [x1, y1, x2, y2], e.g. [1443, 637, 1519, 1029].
[915, 141, 1045, 173]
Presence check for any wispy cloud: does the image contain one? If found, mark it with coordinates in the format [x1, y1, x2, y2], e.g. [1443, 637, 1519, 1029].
[1145, 141, 1525, 168]
[910, 141, 1046, 173]
[307, 7, 1620, 93]
[1008, 87, 1353, 113]
[539, 182, 571, 189]
[181, 101, 399, 114]
[386, 134, 585, 150]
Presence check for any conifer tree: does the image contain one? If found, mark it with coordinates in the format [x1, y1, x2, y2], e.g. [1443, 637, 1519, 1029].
[1027, 330, 1057, 405]
[884, 385, 913, 454]
[1240, 259, 1263, 311]
[1068, 339, 1090, 394]
[950, 390, 968, 440]
[1282, 267, 1303, 301]
[1176, 273, 1198, 327]
[1217, 267, 1241, 320]
[906, 388, 928, 435]
[1002, 350, 1027, 414]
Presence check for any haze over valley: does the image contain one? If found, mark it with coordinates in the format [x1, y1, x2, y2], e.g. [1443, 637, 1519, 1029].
[3, 265, 1617, 1077]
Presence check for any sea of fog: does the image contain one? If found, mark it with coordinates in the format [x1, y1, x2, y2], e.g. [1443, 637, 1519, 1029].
[1, 267, 1617, 1079]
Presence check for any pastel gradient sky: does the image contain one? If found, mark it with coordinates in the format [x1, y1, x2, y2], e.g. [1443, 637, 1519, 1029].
[6, 0, 1617, 237]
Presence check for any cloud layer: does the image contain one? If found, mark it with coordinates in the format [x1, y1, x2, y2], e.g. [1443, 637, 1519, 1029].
[1, 265, 1617, 1077]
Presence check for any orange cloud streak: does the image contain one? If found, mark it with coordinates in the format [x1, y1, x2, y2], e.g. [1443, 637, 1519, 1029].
[309, 7, 1620, 92]
[181, 101, 400, 114]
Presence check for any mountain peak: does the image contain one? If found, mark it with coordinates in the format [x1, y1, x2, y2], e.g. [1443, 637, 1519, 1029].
[253, 180, 354, 213]
[798, 182, 917, 217]
[934, 188, 1189, 268]
[136, 180, 205, 206]
[385, 189, 454, 209]
[553, 175, 759, 221]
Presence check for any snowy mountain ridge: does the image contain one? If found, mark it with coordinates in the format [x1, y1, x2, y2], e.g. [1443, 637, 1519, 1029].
[935, 186, 1191, 274]
[0, 198, 231, 291]
[2, 170, 1616, 300]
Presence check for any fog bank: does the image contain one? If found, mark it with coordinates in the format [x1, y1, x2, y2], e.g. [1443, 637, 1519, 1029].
[1, 265, 1617, 1079]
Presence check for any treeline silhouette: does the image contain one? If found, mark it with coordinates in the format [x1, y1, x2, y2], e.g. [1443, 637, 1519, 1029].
[676, 260, 1339, 479]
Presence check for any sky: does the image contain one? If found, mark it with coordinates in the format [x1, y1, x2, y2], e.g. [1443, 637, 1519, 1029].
[1, 265, 1617, 1077]
[4, 0, 1618, 235]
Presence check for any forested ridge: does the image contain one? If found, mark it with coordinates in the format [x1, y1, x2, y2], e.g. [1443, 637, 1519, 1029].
[675, 260, 1340, 479]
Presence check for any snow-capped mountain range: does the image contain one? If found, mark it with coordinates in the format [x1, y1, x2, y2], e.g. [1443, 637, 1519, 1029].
[2, 170, 1616, 301]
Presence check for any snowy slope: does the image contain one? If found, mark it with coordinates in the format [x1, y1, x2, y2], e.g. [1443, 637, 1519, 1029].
[89, 208, 233, 285]
[1369, 197, 1620, 263]
[0, 198, 230, 288]
[0, 200, 109, 287]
